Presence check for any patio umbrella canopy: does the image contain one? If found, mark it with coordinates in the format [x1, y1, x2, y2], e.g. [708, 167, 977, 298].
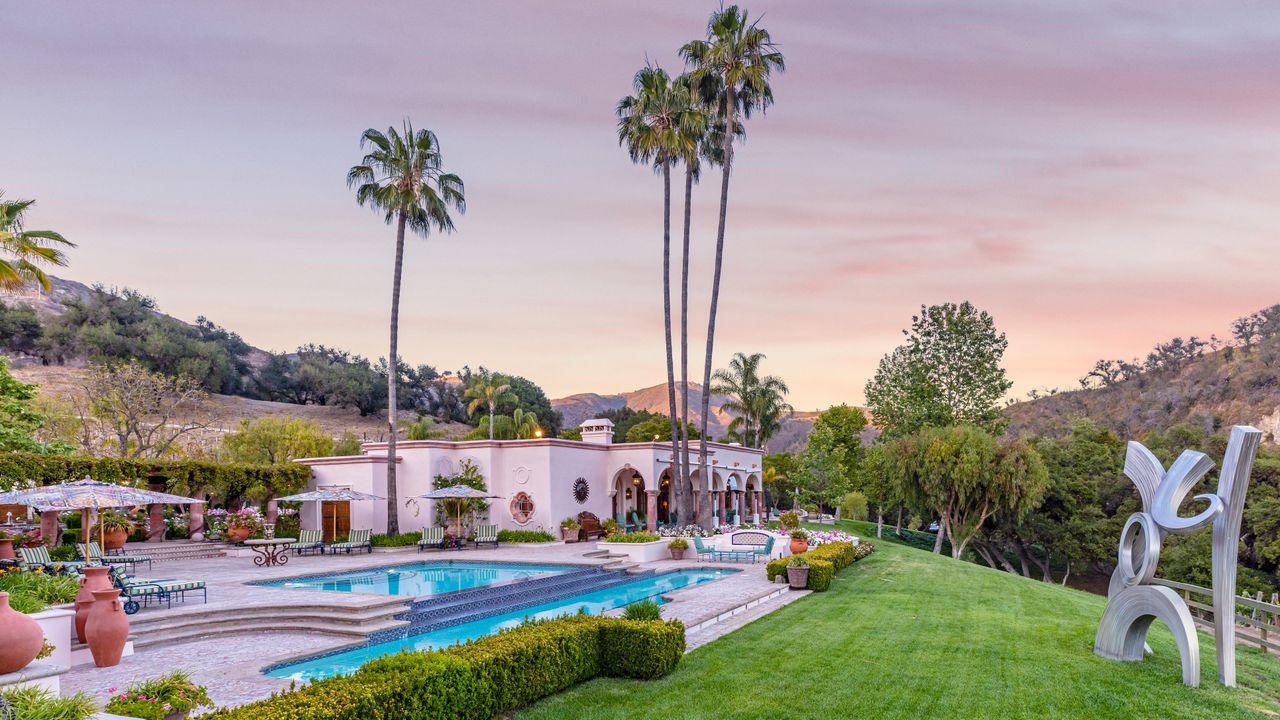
[0, 478, 202, 546]
[276, 488, 385, 541]
[416, 485, 501, 540]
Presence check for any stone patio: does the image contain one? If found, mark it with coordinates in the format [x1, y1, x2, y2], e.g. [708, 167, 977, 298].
[60, 539, 805, 709]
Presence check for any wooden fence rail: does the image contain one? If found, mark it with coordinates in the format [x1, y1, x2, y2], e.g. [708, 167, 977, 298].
[1152, 578, 1280, 655]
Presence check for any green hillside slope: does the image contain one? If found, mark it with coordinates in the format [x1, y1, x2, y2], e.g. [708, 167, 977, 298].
[520, 522, 1280, 720]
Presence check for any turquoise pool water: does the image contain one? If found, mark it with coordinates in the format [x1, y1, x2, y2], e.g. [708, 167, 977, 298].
[266, 568, 736, 681]
[255, 561, 574, 597]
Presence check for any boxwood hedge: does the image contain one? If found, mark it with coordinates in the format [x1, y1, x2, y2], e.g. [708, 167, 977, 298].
[205, 614, 685, 720]
[766, 541, 875, 591]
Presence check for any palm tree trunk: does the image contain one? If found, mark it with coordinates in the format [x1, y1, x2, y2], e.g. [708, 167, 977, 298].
[660, 158, 682, 519]
[698, 88, 736, 530]
[385, 210, 406, 536]
[679, 165, 694, 524]
[488, 402, 496, 441]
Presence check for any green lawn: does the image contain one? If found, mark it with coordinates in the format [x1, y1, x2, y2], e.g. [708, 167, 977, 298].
[518, 521, 1280, 720]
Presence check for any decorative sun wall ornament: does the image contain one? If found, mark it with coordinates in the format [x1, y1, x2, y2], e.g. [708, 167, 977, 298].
[1094, 425, 1261, 688]
[573, 478, 590, 504]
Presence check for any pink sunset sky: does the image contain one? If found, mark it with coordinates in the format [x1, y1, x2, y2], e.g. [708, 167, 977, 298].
[4, 1, 1279, 410]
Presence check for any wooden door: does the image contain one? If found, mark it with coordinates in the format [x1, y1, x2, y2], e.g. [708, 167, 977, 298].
[321, 501, 350, 542]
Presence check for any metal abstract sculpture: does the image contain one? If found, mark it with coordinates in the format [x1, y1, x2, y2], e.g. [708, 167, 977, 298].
[1094, 425, 1261, 688]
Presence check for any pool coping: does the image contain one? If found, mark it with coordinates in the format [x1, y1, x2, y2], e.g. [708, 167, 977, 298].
[256, 566, 740, 677]
[247, 558, 593, 602]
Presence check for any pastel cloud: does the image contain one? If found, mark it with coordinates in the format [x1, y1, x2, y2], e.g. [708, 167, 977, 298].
[2, 1, 1278, 410]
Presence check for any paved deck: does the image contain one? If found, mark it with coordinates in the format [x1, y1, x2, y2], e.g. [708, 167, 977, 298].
[61, 540, 800, 708]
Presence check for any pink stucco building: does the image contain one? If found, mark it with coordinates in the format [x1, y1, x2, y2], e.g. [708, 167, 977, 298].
[294, 418, 766, 538]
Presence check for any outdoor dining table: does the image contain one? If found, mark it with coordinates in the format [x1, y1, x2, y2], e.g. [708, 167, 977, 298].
[244, 538, 296, 567]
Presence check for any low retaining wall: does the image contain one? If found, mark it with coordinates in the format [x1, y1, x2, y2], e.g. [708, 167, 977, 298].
[596, 539, 671, 563]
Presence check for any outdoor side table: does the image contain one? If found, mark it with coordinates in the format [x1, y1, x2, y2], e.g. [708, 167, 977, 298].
[244, 538, 296, 567]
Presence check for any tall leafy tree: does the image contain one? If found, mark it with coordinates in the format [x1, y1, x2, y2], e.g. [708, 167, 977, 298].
[617, 64, 702, 524]
[464, 373, 517, 440]
[0, 357, 72, 454]
[682, 5, 784, 527]
[712, 351, 792, 449]
[0, 194, 74, 291]
[794, 405, 867, 510]
[347, 120, 466, 534]
[222, 417, 335, 464]
[865, 302, 1012, 438]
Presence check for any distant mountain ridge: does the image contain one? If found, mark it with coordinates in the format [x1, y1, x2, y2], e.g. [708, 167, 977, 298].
[551, 382, 820, 453]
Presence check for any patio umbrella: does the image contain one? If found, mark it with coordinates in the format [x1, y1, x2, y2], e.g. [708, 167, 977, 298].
[276, 488, 385, 540]
[415, 485, 501, 540]
[0, 478, 201, 547]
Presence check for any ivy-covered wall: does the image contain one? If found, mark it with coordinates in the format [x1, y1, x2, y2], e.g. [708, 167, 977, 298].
[0, 453, 311, 502]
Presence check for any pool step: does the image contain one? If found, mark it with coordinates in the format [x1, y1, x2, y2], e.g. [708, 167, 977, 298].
[126, 596, 410, 649]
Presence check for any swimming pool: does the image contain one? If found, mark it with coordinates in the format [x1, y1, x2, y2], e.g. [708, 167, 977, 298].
[266, 568, 736, 681]
[255, 561, 575, 597]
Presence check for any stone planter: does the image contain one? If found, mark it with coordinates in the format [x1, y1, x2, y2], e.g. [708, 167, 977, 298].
[786, 566, 809, 590]
[561, 527, 579, 543]
[0, 592, 43, 674]
[29, 607, 74, 670]
[85, 588, 129, 668]
[595, 539, 671, 564]
[669, 547, 686, 560]
[0, 539, 15, 561]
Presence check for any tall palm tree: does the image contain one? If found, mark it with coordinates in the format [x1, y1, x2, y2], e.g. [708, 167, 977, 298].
[617, 65, 702, 522]
[712, 352, 792, 450]
[347, 120, 466, 534]
[0, 195, 75, 291]
[682, 5, 784, 528]
[464, 374, 517, 440]
[511, 408, 541, 439]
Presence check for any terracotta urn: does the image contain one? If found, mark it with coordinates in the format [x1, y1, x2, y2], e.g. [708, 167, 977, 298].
[226, 526, 251, 544]
[0, 592, 44, 674]
[103, 527, 129, 550]
[789, 538, 809, 555]
[0, 538, 15, 561]
[85, 588, 129, 668]
[76, 565, 114, 643]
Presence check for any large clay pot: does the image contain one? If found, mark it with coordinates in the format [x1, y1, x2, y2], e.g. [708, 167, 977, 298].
[76, 565, 114, 643]
[85, 588, 129, 668]
[786, 566, 810, 590]
[789, 538, 809, 555]
[0, 538, 15, 561]
[226, 526, 251, 544]
[0, 592, 44, 674]
[669, 547, 686, 560]
[103, 528, 128, 551]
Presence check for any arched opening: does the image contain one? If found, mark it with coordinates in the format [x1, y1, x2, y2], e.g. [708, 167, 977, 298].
[657, 468, 673, 526]
[611, 467, 646, 527]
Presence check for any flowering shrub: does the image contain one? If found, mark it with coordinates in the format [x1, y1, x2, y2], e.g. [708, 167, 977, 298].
[657, 525, 713, 538]
[805, 530, 858, 547]
[105, 672, 212, 720]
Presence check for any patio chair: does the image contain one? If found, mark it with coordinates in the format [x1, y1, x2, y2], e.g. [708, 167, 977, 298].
[329, 528, 373, 554]
[292, 529, 325, 556]
[18, 545, 86, 573]
[629, 511, 644, 531]
[103, 565, 207, 615]
[692, 536, 716, 562]
[473, 524, 499, 549]
[418, 526, 445, 552]
[76, 542, 153, 572]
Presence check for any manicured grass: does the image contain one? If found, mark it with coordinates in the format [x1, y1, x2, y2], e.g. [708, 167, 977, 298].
[518, 520, 1280, 720]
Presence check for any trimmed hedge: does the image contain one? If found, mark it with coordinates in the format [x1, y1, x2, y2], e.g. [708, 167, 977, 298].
[0, 452, 310, 499]
[497, 529, 556, 543]
[205, 614, 685, 720]
[766, 541, 875, 591]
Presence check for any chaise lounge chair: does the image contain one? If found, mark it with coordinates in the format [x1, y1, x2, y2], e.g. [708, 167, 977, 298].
[473, 524, 499, 549]
[101, 565, 207, 615]
[292, 529, 325, 556]
[18, 546, 85, 573]
[418, 526, 445, 552]
[329, 528, 373, 554]
[76, 542, 153, 572]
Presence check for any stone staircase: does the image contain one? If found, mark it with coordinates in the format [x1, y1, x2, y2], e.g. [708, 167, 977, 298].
[582, 548, 640, 572]
[120, 541, 230, 563]
[125, 596, 410, 649]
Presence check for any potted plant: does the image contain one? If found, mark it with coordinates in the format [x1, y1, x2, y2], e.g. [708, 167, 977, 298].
[99, 511, 133, 550]
[224, 508, 264, 544]
[105, 671, 212, 720]
[560, 517, 580, 543]
[601, 518, 621, 536]
[667, 537, 689, 560]
[789, 528, 809, 555]
[786, 555, 810, 590]
[0, 531, 14, 561]
[779, 510, 800, 532]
